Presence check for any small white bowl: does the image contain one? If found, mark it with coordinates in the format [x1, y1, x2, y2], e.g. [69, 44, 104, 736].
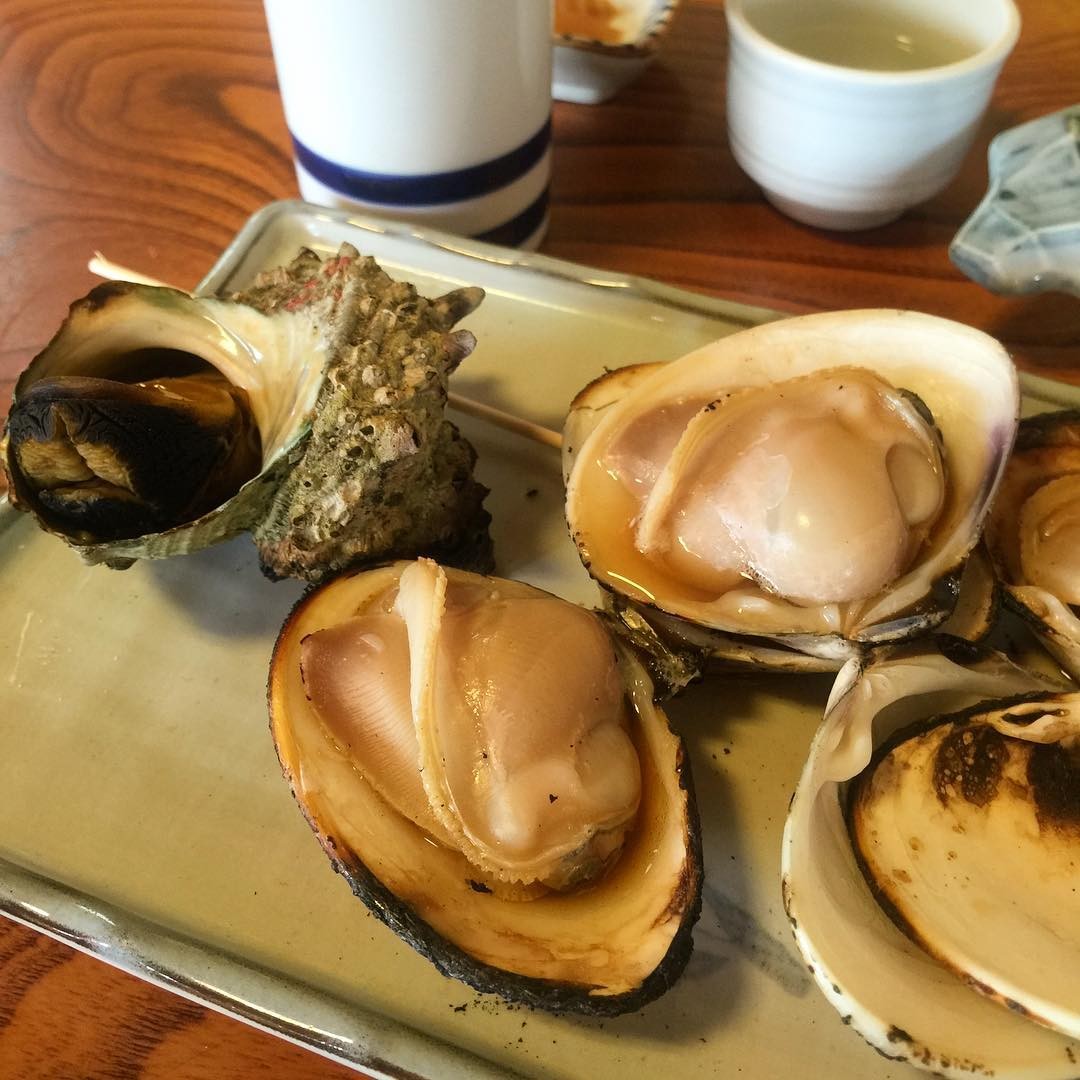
[553, 0, 681, 105]
[726, 0, 1020, 229]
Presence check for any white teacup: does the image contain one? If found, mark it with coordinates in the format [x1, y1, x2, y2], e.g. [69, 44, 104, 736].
[725, 0, 1021, 230]
[264, 0, 553, 249]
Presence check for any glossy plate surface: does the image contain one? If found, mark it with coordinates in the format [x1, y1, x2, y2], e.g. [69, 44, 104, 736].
[1, 200, 1078, 1079]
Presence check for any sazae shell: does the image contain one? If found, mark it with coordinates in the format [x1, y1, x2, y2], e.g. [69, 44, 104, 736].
[1, 245, 493, 582]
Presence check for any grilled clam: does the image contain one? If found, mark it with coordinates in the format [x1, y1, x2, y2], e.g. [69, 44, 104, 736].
[985, 410, 1080, 679]
[1, 246, 492, 581]
[564, 310, 1018, 670]
[268, 558, 702, 1013]
[783, 640, 1080, 1076]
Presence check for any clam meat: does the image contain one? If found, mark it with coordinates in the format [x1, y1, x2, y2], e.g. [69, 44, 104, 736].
[268, 558, 702, 1013]
[564, 310, 1018, 670]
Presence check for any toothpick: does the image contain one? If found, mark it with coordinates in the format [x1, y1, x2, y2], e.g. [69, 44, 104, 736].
[446, 393, 563, 449]
[86, 254, 565, 451]
[89, 253, 169, 288]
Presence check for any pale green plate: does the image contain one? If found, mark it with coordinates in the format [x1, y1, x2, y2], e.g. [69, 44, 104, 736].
[2, 201, 1078, 1079]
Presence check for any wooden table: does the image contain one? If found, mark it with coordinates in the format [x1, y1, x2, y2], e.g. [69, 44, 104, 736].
[0, 1, 1076, 1076]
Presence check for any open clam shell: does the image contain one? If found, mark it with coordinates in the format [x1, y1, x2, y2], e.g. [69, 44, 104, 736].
[268, 560, 702, 1014]
[1, 246, 492, 582]
[782, 639, 1080, 1077]
[564, 310, 1017, 669]
[985, 410, 1080, 679]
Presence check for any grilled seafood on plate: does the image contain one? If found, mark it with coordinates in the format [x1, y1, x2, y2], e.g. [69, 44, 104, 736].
[1, 245, 492, 582]
[783, 639, 1080, 1078]
[268, 558, 703, 1014]
[985, 409, 1080, 679]
[564, 309, 1019, 672]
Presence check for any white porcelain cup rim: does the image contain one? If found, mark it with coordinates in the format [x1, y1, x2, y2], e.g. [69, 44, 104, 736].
[726, 0, 1021, 84]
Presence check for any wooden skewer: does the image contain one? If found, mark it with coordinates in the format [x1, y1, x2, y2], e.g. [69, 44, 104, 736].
[87, 253, 565, 451]
[447, 394, 563, 450]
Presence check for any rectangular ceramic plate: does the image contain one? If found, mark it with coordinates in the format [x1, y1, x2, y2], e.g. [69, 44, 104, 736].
[2, 201, 1078, 1080]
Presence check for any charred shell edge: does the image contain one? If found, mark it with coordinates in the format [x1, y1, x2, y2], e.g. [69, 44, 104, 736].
[990, 410, 1080, 677]
[844, 689, 1080, 1034]
[592, 565, 969, 671]
[1015, 409, 1080, 452]
[319, 749, 702, 1017]
[601, 592, 845, 677]
[782, 637, 1079, 1076]
[780, 871, 1000, 1077]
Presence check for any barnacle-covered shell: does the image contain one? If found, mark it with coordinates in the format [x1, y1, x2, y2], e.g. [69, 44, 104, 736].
[0, 245, 493, 582]
[564, 310, 1017, 670]
[783, 639, 1080, 1077]
[268, 559, 703, 1014]
[985, 410, 1080, 678]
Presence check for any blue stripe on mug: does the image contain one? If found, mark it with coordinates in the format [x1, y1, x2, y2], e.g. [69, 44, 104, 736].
[474, 187, 549, 248]
[291, 117, 552, 207]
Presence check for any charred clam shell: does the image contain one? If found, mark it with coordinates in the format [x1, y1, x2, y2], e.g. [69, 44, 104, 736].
[563, 310, 1017, 670]
[268, 559, 702, 1014]
[783, 639, 1080, 1076]
[985, 410, 1080, 679]
[1, 246, 492, 582]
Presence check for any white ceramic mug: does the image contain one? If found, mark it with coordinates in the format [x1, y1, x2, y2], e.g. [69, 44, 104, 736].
[725, 0, 1021, 230]
[264, 0, 553, 248]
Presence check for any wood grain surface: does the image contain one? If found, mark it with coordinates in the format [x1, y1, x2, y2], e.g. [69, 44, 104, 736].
[0, 1, 1077, 1077]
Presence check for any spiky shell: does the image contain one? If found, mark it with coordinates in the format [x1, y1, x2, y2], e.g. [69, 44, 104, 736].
[1, 246, 493, 581]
